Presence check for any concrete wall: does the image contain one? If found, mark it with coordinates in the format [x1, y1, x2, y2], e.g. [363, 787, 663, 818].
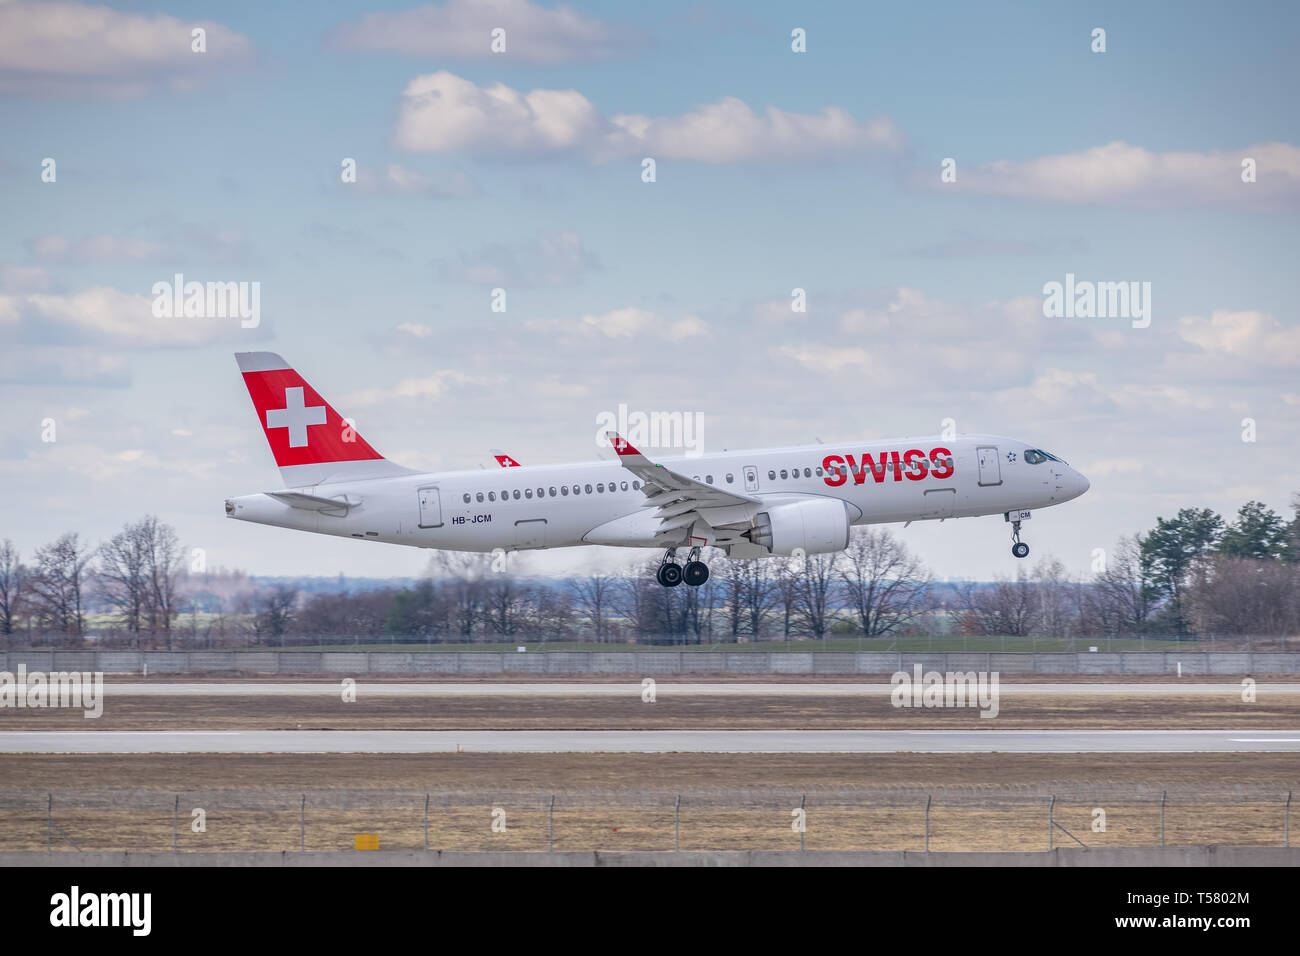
[1, 649, 1297, 675]
[6, 846, 1297, 867]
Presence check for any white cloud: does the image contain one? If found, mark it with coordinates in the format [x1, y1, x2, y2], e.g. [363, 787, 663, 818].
[1178, 310, 1300, 366]
[947, 141, 1300, 204]
[527, 307, 707, 341]
[29, 233, 167, 264]
[356, 163, 479, 197]
[0, 0, 253, 97]
[395, 71, 904, 163]
[0, 348, 129, 386]
[4, 286, 262, 347]
[328, 0, 630, 64]
[345, 370, 499, 406]
[438, 230, 597, 286]
[396, 323, 435, 339]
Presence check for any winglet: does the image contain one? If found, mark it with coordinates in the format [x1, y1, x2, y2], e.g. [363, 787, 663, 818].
[491, 449, 521, 468]
[606, 431, 642, 457]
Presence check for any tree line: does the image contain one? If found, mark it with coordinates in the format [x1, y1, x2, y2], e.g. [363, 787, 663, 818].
[2, 496, 1298, 648]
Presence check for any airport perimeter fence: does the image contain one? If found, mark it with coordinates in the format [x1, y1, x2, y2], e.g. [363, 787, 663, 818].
[5, 786, 1294, 854]
[5, 649, 1300, 675]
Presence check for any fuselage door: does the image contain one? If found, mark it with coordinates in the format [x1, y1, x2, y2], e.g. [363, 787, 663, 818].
[418, 486, 443, 528]
[976, 446, 1002, 486]
[743, 465, 759, 492]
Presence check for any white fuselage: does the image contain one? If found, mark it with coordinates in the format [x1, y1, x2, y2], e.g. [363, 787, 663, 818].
[226, 434, 1090, 554]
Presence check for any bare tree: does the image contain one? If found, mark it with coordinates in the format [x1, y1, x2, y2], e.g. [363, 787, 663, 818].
[794, 551, 840, 640]
[0, 539, 27, 639]
[254, 584, 299, 646]
[98, 522, 150, 640]
[838, 528, 932, 637]
[572, 572, 616, 642]
[959, 569, 1039, 637]
[1189, 556, 1300, 636]
[1083, 535, 1153, 636]
[28, 532, 91, 640]
[141, 517, 183, 643]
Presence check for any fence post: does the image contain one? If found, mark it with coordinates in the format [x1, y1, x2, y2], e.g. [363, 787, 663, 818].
[799, 793, 806, 852]
[173, 795, 179, 853]
[548, 795, 555, 852]
[1160, 791, 1166, 847]
[424, 794, 429, 851]
[924, 794, 931, 852]
[1048, 795, 1055, 851]
[674, 795, 680, 852]
[300, 794, 305, 852]
[1286, 791, 1292, 848]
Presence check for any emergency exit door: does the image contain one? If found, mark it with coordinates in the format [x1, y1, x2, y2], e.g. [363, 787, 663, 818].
[418, 487, 442, 527]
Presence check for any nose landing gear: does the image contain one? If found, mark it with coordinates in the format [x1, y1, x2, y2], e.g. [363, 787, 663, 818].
[1010, 520, 1030, 559]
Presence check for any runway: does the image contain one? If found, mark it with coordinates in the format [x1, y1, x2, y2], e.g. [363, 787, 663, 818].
[63, 681, 1300, 697]
[2, 729, 1297, 753]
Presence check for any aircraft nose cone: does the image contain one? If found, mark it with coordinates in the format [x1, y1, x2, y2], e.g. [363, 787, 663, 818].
[1072, 470, 1090, 497]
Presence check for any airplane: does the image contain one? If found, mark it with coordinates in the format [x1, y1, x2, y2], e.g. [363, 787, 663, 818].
[226, 352, 1090, 587]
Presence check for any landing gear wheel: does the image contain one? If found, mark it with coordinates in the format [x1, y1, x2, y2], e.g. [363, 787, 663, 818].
[656, 562, 683, 587]
[682, 561, 710, 587]
[1009, 518, 1029, 558]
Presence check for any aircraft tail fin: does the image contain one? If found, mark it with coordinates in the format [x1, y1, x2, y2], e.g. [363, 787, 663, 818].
[235, 351, 412, 487]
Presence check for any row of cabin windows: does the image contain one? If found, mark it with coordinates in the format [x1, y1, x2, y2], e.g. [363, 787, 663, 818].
[459, 456, 960, 506]
[463, 480, 641, 504]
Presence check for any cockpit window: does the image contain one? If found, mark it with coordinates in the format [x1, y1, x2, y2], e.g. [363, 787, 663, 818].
[1024, 449, 1066, 465]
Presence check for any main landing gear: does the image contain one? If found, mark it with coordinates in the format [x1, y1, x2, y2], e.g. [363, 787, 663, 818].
[1010, 520, 1030, 559]
[656, 547, 710, 587]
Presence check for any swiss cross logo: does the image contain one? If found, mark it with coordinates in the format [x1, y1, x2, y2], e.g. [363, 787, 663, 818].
[265, 386, 326, 447]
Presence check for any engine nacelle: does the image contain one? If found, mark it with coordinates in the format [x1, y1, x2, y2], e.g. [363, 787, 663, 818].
[747, 498, 850, 556]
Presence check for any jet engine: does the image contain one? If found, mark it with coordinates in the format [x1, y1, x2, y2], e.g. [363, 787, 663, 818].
[746, 498, 850, 556]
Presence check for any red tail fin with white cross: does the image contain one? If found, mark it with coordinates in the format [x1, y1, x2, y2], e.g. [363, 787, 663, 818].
[235, 352, 410, 487]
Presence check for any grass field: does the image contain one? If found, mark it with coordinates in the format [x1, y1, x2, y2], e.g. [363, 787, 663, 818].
[3, 753, 1293, 853]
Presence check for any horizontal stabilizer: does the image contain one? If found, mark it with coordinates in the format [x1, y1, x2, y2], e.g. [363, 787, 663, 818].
[266, 491, 358, 514]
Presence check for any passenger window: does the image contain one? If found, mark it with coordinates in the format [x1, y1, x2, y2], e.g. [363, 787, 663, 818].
[501, 490, 508, 499]
[525, 488, 533, 499]
[585, 484, 592, 494]
[476, 492, 484, 503]
[549, 487, 557, 497]
[488, 492, 496, 501]
[597, 483, 604, 493]
[768, 470, 776, 480]
[512, 490, 520, 500]
[573, 484, 580, 495]
[537, 488, 544, 498]
[633, 481, 640, 490]
[816, 468, 823, 477]
[706, 475, 713, 483]
[804, 468, 811, 478]
[780, 469, 788, 479]
[463, 493, 471, 503]
[726, 473, 734, 483]
[561, 486, 568, 496]
[621, 481, 628, 491]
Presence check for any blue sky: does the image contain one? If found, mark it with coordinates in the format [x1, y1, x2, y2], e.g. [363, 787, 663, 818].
[2, 0, 1298, 580]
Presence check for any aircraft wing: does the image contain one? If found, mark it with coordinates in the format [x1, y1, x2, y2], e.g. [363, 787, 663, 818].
[606, 431, 760, 546]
